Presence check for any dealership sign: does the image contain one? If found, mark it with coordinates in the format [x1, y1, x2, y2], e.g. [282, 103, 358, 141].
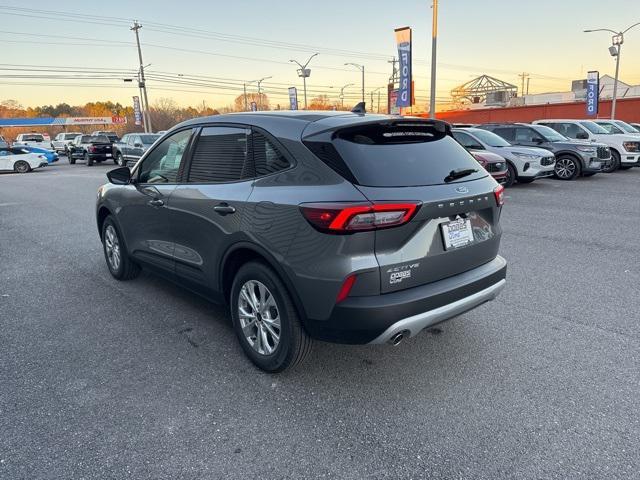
[586, 71, 599, 116]
[288, 87, 298, 110]
[0, 116, 127, 127]
[132, 96, 142, 125]
[394, 26, 413, 108]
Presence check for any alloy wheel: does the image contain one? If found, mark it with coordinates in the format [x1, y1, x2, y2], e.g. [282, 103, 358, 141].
[555, 158, 576, 179]
[104, 225, 121, 272]
[237, 280, 281, 355]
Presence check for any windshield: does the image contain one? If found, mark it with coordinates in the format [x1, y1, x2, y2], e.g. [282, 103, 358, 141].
[471, 129, 511, 147]
[531, 125, 568, 142]
[580, 121, 609, 134]
[140, 134, 161, 144]
[64, 134, 80, 140]
[614, 120, 639, 133]
[596, 122, 624, 134]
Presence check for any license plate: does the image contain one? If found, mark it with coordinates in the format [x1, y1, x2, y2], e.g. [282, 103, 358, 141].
[106, 153, 112, 157]
[441, 218, 474, 250]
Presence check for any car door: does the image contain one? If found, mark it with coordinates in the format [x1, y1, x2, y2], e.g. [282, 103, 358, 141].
[0, 148, 14, 171]
[123, 135, 134, 161]
[116, 128, 194, 274]
[167, 125, 254, 296]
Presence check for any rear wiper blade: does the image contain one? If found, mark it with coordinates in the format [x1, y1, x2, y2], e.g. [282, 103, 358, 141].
[444, 168, 478, 183]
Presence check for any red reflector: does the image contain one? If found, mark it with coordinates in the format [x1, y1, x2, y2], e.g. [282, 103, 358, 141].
[300, 202, 420, 233]
[493, 184, 505, 206]
[336, 274, 357, 303]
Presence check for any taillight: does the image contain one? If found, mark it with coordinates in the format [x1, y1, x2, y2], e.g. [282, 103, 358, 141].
[88, 146, 96, 153]
[336, 274, 357, 303]
[300, 202, 420, 233]
[493, 184, 505, 207]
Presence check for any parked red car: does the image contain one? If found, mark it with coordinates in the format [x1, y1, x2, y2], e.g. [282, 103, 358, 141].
[470, 150, 508, 185]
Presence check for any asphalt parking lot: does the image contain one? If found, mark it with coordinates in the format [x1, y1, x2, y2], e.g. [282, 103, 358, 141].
[1, 158, 639, 479]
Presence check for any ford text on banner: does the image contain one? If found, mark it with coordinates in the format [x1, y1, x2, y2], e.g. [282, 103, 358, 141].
[586, 71, 599, 116]
[288, 87, 298, 110]
[133, 96, 142, 126]
[394, 27, 412, 108]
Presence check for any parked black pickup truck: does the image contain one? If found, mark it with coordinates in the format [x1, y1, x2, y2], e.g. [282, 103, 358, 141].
[112, 133, 161, 167]
[67, 135, 116, 166]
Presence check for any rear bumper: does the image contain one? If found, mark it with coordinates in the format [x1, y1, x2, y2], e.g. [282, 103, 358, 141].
[303, 255, 507, 344]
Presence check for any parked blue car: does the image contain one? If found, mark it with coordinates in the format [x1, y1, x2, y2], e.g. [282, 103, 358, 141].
[12, 145, 59, 163]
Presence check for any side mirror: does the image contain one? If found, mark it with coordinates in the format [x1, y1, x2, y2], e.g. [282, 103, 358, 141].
[576, 132, 589, 140]
[534, 137, 544, 144]
[134, 142, 143, 148]
[106, 166, 131, 185]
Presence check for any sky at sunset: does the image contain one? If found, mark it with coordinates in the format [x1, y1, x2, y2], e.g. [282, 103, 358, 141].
[0, 0, 639, 111]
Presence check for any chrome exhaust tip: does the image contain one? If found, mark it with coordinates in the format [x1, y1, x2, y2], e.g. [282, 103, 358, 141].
[389, 332, 405, 346]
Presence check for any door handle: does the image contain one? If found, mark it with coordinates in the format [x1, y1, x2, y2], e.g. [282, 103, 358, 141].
[148, 199, 164, 207]
[214, 203, 236, 215]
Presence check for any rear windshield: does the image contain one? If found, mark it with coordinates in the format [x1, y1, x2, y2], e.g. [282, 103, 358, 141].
[22, 134, 44, 141]
[82, 135, 109, 143]
[140, 134, 160, 144]
[328, 123, 487, 187]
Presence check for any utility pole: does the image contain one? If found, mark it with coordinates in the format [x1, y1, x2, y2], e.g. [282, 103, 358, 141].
[518, 72, 529, 97]
[243, 83, 248, 111]
[429, 0, 438, 118]
[526, 77, 530, 95]
[131, 20, 152, 133]
[256, 76, 272, 111]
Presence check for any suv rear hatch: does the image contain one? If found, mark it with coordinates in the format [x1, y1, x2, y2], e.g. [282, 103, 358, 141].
[304, 117, 503, 293]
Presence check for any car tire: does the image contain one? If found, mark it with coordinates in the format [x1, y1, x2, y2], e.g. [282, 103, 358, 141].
[504, 163, 516, 188]
[554, 155, 581, 180]
[116, 152, 125, 167]
[230, 261, 313, 373]
[603, 150, 620, 173]
[14, 160, 31, 174]
[101, 216, 141, 280]
[85, 152, 93, 166]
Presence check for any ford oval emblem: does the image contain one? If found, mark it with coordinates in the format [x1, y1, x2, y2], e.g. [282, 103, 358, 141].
[455, 186, 469, 194]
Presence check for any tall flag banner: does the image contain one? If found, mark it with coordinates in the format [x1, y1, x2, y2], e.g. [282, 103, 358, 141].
[394, 27, 413, 108]
[132, 96, 142, 125]
[586, 71, 599, 116]
[288, 87, 299, 110]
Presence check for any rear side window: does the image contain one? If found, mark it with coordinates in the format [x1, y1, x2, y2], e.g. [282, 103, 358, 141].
[188, 126, 250, 183]
[493, 127, 515, 142]
[251, 130, 290, 176]
[327, 123, 486, 187]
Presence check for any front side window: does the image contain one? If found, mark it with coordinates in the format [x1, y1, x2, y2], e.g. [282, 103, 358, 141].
[138, 129, 192, 184]
[252, 130, 290, 176]
[515, 128, 543, 143]
[596, 122, 623, 134]
[470, 129, 511, 147]
[187, 127, 250, 183]
[580, 121, 609, 134]
[493, 128, 515, 142]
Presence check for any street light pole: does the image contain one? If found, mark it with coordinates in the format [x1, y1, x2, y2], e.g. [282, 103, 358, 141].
[584, 22, 640, 119]
[290, 53, 318, 109]
[429, 0, 438, 119]
[345, 63, 365, 103]
[340, 83, 354, 108]
[256, 76, 272, 111]
[370, 87, 382, 113]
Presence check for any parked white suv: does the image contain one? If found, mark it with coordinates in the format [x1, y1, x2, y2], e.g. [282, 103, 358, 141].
[52, 132, 82, 154]
[452, 127, 555, 187]
[533, 119, 640, 171]
[14, 133, 53, 150]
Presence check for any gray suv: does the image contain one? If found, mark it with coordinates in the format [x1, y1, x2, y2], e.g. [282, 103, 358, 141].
[96, 111, 507, 372]
[479, 123, 610, 180]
